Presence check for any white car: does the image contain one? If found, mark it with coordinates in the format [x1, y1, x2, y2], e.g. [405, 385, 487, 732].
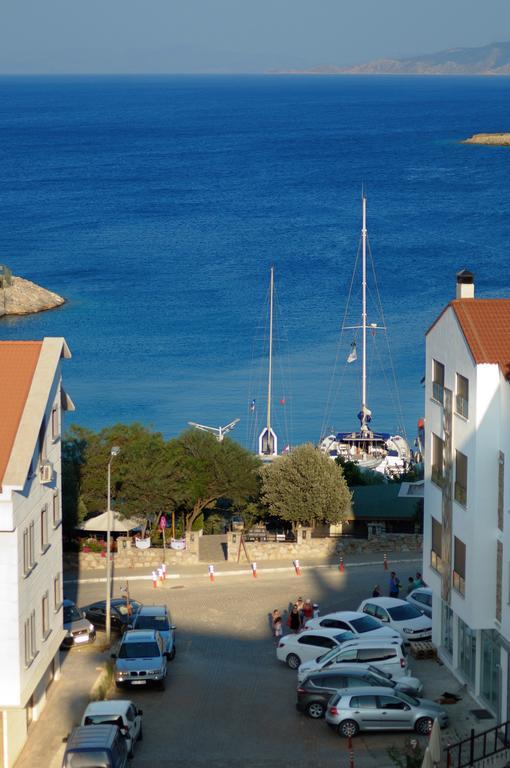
[81, 699, 143, 757]
[357, 597, 432, 642]
[276, 628, 356, 669]
[407, 588, 433, 619]
[304, 610, 400, 639]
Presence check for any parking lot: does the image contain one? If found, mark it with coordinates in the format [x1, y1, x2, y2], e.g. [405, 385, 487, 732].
[15, 556, 489, 768]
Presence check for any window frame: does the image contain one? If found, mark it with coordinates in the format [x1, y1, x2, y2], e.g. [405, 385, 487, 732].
[432, 359, 445, 405]
[431, 433, 445, 487]
[40, 505, 49, 553]
[52, 489, 61, 528]
[455, 373, 469, 419]
[454, 450, 468, 507]
[453, 536, 466, 596]
[431, 517, 443, 573]
[54, 573, 62, 612]
[42, 592, 51, 640]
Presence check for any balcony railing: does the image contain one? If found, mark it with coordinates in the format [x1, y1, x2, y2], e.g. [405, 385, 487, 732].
[445, 721, 509, 768]
[454, 481, 467, 506]
[433, 381, 445, 404]
[453, 570, 465, 596]
[456, 394, 469, 419]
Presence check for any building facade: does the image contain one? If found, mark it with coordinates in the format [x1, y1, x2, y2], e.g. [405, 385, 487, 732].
[0, 338, 72, 768]
[423, 271, 510, 723]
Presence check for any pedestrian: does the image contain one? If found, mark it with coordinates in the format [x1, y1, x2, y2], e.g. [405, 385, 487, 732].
[287, 604, 301, 633]
[372, 584, 382, 597]
[272, 609, 283, 645]
[295, 596, 305, 626]
[389, 571, 401, 598]
[407, 576, 415, 595]
[414, 572, 426, 588]
[302, 598, 314, 624]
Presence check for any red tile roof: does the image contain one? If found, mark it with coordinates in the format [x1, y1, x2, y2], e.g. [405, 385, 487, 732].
[0, 342, 42, 487]
[431, 299, 510, 379]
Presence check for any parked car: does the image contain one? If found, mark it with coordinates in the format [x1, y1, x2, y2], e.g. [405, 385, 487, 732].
[130, 604, 176, 659]
[62, 599, 96, 649]
[325, 686, 448, 737]
[81, 598, 142, 633]
[357, 597, 432, 642]
[297, 637, 410, 683]
[81, 700, 143, 758]
[304, 610, 400, 639]
[112, 629, 168, 690]
[296, 666, 423, 719]
[62, 724, 128, 768]
[407, 588, 433, 619]
[276, 629, 356, 669]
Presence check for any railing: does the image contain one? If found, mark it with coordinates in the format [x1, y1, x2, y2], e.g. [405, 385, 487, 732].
[433, 381, 445, 404]
[445, 721, 510, 767]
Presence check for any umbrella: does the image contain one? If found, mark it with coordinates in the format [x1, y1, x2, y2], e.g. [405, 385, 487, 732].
[428, 718, 442, 765]
[420, 746, 433, 768]
[76, 511, 141, 533]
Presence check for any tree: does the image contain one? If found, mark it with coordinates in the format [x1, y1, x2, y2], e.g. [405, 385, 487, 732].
[335, 457, 384, 487]
[261, 443, 352, 527]
[168, 429, 261, 531]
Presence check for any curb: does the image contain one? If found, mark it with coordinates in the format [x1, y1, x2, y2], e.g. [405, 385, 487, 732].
[64, 557, 422, 585]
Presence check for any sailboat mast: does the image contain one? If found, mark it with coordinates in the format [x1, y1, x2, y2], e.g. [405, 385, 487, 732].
[266, 266, 274, 439]
[361, 195, 368, 433]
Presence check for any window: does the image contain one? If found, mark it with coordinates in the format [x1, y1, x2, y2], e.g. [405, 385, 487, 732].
[432, 360, 445, 404]
[498, 452, 504, 532]
[378, 695, 407, 710]
[42, 592, 50, 639]
[358, 648, 395, 662]
[455, 451, 468, 506]
[29, 521, 35, 567]
[51, 405, 59, 440]
[52, 490, 61, 528]
[299, 635, 334, 648]
[349, 696, 377, 709]
[41, 505, 49, 552]
[431, 433, 444, 486]
[456, 373, 469, 418]
[321, 619, 349, 630]
[24, 611, 37, 667]
[53, 573, 62, 611]
[431, 517, 443, 573]
[23, 522, 36, 576]
[453, 536, 466, 596]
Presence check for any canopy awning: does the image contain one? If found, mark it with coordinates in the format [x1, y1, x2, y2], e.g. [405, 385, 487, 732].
[76, 511, 141, 533]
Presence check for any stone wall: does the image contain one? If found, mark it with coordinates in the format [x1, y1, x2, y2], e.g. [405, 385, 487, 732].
[226, 532, 422, 562]
[64, 546, 199, 572]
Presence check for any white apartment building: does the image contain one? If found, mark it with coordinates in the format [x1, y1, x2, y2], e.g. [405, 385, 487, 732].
[0, 338, 73, 768]
[423, 270, 510, 724]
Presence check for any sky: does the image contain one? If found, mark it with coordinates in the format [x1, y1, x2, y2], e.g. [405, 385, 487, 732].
[1, 0, 509, 74]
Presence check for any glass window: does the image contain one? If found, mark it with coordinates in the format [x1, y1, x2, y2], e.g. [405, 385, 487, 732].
[51, 405, 59, 440]
[480, 630, 500, 713]
[41, 505, 48, 551]
[453, 537, 466, 596]
[378, 695, 406, 710]
[54, 573, 62, 611]
[362, 603, 377, 617]
[431, 517, 443, 573]
[432, 433, 444, 486]
[455, 451, 468, 506]
[336, 648, 357, 662]
[441, 601, 453, 657]
[374, 606, 389, 622]
[350, 616, 382, 633]
[52, 490, 61, 527]
[358, 648, 395, 662]
[456, 373, 469, 418]
[432, 360, 445, 404]
[42, 592, 50, 639]
[350, 695, 377, 709]
[387, 604, 422, 621]
[458, 617, 476, 686]
[23, 528, 29, 575]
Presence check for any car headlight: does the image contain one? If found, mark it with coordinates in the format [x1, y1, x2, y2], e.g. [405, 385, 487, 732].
[116, 671, 129, 679]
[88, 623, 95, 632]
[65, 630, 72, 638]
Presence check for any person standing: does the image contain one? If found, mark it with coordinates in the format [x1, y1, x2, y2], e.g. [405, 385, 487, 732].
[302, 599, 314, 624]
[389, 571, 401, 598]
[372, 584, 382, 597]
[406, 576, 416, 595]
[287, 604, 301, 633]
[272, 610, 283, 645]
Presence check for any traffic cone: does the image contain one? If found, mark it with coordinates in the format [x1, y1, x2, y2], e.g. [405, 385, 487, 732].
[151, 570, 158, 589]
[383, 553, 388, 571]
[339, 557, 345, 573]
[293, 559, 301, 576]
[251, 562, 257, 578]
[208, 564, 215, 582]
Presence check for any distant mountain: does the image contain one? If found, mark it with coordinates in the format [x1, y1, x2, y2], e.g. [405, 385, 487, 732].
[271, 42, 510, 76]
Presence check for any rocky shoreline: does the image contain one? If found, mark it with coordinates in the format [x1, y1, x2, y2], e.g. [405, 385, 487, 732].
[463, 133, 510, 146]
[0, 276, 65, 317]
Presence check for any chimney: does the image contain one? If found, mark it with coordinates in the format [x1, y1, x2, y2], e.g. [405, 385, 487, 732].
[456, 269, 474, 299]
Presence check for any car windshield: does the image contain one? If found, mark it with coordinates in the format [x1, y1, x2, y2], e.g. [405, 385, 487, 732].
[317, 646, 343, 664]
[64, 606, 82, 623]
[65, 750, 110, 768]
[135, 616, 170, 631]
[118, 641, 160, 659]
[350, 616, 382, 633]
[387, 604, 423, 621]
[84, 715, 123, 727]
[394, 690, 420, 707]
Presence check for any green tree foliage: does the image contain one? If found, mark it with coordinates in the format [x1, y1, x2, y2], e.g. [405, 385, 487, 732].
[335, 457, 384, 487]
[62, 423, 176, 526]
[261, 443, 352, 527]
[168, 429, 261, 531]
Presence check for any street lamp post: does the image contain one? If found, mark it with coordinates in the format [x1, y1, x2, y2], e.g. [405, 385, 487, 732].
[106, 446, 120, 645]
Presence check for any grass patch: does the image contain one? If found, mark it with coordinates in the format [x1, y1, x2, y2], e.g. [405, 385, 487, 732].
[90, 659, 115, 701]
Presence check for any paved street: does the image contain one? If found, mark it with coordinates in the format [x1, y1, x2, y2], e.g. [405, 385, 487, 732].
[15, 555, 493, 768]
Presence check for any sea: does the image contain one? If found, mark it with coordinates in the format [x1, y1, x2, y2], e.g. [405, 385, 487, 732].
[1, 75, 510, 451]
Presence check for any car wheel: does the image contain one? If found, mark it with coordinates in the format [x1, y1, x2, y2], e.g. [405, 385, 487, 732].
[306, 701, 325, 719]
[115, 682, 124, 689]
[168, 646, 176, 660]
[138, 725, 143, 742]
[415, 717, 433, 735]
[286, 653, 301, 670]
[338, 720, 359, 738]
[157, 678, 166, 692]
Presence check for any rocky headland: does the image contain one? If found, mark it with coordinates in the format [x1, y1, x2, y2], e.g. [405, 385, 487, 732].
[0, 275, 65, 317]
[463, 133, 510, 146]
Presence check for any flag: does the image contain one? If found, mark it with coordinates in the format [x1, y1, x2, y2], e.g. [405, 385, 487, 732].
[280, 397, 285, 406]
[281, 444, 290, 454]
[250, 399, 256, 413]
[347, 342, 357, 363]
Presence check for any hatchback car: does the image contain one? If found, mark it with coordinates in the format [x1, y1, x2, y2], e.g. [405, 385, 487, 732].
[62, 599, 96, 649]
[276, 629, 356, 669]
[407, 588, 433, 619]
[357, 597, 432, 641]
[81, 598, 142, 633]
[325, 686, 448, 737]
[81, 700, 143, 758]
[304, 610, 400, 639]
[112, 629, 168, 690]
[130, 605, 176, 659]
[297, 636, 410, 683]
[296, 666, 423, 719]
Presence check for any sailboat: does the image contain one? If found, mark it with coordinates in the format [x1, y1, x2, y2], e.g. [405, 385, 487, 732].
[258, 266, 278, 460]
[319, 195, 411, 477]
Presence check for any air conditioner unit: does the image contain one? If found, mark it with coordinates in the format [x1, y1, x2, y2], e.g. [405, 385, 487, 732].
[39, 462, 53, 484]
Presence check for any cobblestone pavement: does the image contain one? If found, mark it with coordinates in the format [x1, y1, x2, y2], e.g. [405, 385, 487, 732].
[16, 556, 491, 768]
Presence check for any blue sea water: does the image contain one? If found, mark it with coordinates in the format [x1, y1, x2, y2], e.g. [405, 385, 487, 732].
[1, 75, 510, 449]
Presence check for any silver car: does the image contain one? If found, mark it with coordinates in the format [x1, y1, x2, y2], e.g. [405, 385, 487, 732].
[112, 629, 168, 690]
[407, 588, 433, 619]
[325, 686, 448, 737]
[130, 605, 176, 659]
